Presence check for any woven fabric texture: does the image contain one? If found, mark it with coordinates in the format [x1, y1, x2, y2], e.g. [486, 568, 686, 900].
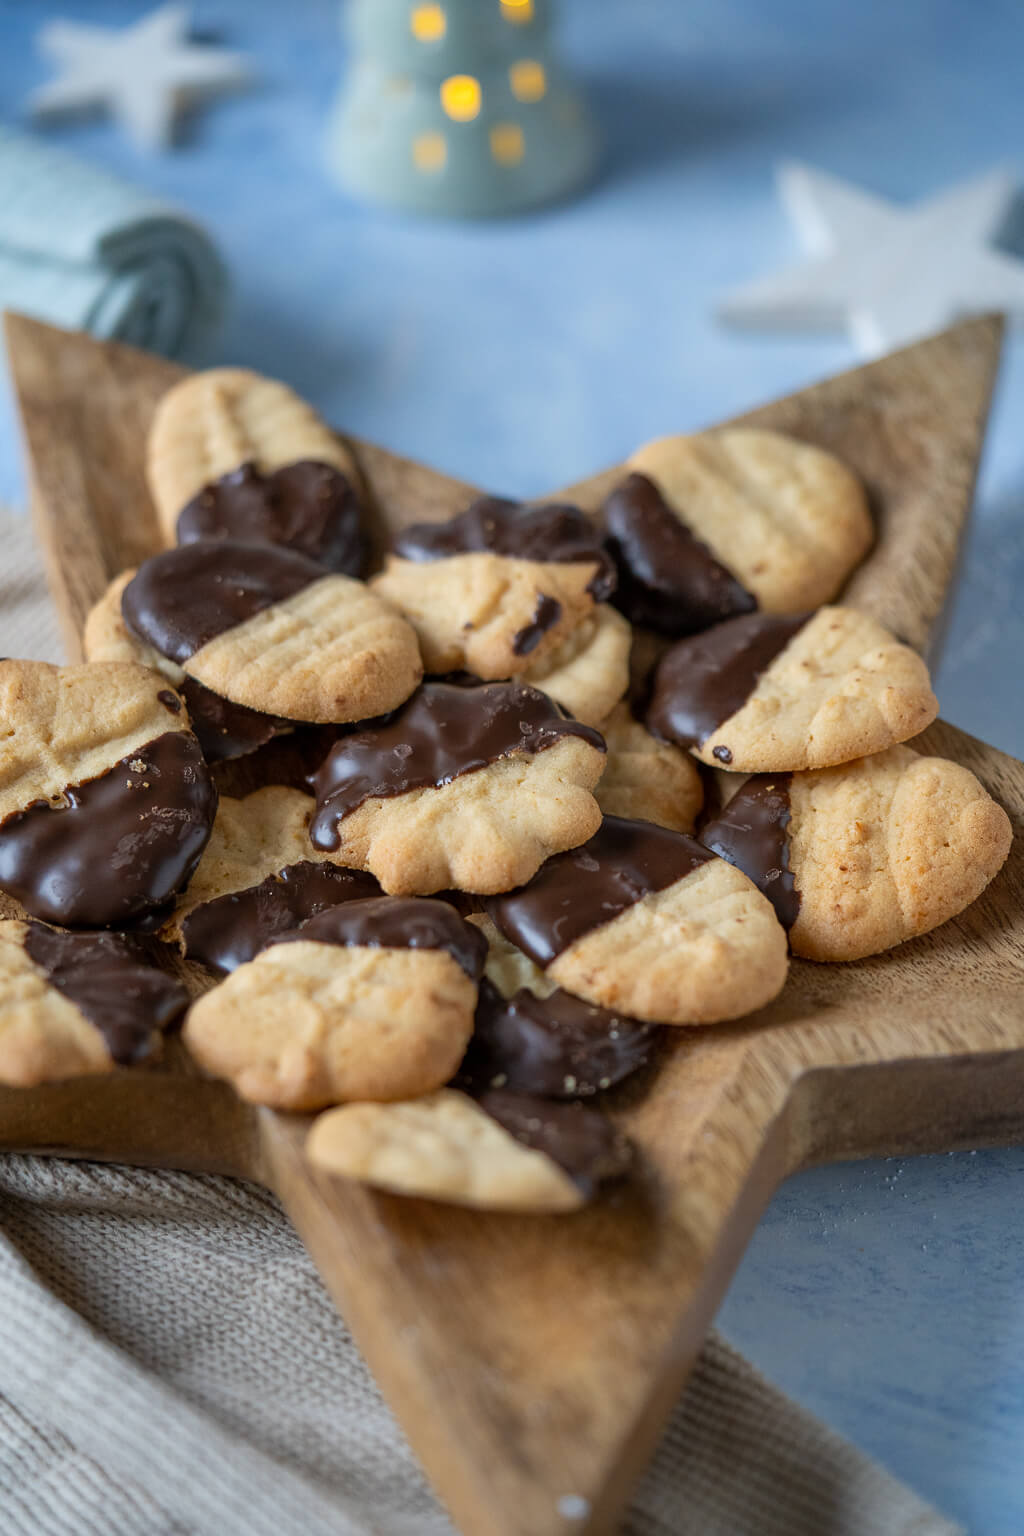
[0, 511, 961, 1536]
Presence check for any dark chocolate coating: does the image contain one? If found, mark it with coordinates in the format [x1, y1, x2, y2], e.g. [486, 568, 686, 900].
[176, 461, 367, 576]
[459, 979, 655, 1098]
[476, 1089, 632, 1196]
[512, 594, 563, 656]
[273, 895, 487, 979]
[603, 473, 757, 635]
[700, 774, 800, 929]
[0, 731, 217, 928]
[121, 540, 326, 664]
[309, 680, 605, 851]
[182, 860, 382, 974]
[486, 815, 714, 967]
[180, 676, 292, 765]
[392, 495, 617, 601]
[646, 611, 810, 750]
[23, 922, 187, 1065]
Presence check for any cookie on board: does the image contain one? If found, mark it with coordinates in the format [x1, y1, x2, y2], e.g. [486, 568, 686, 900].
[0, 660, 216, 927]
[458, 914, 656, 1098]
[184, 897, 486, 1111]
[647, 607, 937, 772]
[594, 701, 703, 832]
[309, 680, 607, 895]
[699, 746, 1013, 962]
[111, 541, 422, 724]
[163, 786, 380, 972]
[0, 919, 186, 1086]
[486, 815, 788, 1026]
[604, 428, 872, 635]
[519, 603, 631, 726]
[370, 496, 617, 679]
[147, 367, 366, 572]
[306, 1087, 631, 1211]
[83, 571, 294, 764]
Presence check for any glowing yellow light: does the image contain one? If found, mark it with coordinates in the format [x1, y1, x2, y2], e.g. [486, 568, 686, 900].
[501, 0, 534, 22]
[440, 74, 482, 122]
[490, 122, 525, 165]
[413, 131, 448, 172]
[509, 59, 546, 102]
[411, 4, 446, 42]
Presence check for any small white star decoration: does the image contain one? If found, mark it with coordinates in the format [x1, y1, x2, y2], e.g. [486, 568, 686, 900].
[30, 4, 252, 152]
[719, 162, 1024, 356]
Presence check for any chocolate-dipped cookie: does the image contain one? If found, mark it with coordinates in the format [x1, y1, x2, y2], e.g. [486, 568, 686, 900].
[594, 701, 703, 832]
[370, 495, 616, 680]
[604, 428, 872, 635]
[306, 1086, 631, 1212]
[104, 540, 421, 725]
[0, 660, 216, 927]
[163, 786, 380, 972]
[0, 919, 187, 1086]
[183, 897, 486, 1110]
[700, 747, 1012, 962]
[309, 680, 608, 896]
[147, 366, 366, 570]
[647, 607, 937, 772]
[487, 815, 788, 1026]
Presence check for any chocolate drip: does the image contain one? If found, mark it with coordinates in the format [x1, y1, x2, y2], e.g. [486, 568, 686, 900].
[700, 774, 800, 929]
[512, 594, 563, 656]
[459, 979, 655, 1098]
[486, 815, 714, 967]
[122, 540, 326, 664]
[476, 1089, 632, 1196]
[273, 895, 487, 979]
[176, 461, 367, 576]
[24, 922, 187, 1065]
[603, 473, 757, 635]
[0, 731, 217, 928]
[180, 676, 292, 765]
[393, 496, 616, 601]
[309, 681, 605, 851]
[646, 611, 810, 750]
[182, 860, 381, 974]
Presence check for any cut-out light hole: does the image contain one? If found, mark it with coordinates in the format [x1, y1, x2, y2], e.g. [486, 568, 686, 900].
[410, 4, 447, 42]
[490, 122, 525, 165]
[413, 131, 448, 171]
[441, 74, 482, 121]
[509, 59, 546, 102]
[501, 0, 534, 22]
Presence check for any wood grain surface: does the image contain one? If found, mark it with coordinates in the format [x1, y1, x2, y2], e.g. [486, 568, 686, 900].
[2, 311, 1021, 1536]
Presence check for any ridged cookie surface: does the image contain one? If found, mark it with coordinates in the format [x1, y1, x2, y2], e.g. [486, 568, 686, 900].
[594, 701, 703, 832]
[521, 604, 631, 726]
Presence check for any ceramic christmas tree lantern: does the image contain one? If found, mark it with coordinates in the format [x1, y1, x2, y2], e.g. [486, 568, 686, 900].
[326, 0, 598, 217]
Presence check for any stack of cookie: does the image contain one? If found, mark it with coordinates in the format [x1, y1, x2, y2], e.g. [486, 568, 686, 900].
[0, 369, 1012, 1216]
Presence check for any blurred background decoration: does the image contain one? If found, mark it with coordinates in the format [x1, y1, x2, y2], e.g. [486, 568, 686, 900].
[325, 0, 597, 217]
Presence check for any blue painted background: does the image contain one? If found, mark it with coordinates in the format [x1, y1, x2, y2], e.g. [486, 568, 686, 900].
[1, 1, 1023, 1529]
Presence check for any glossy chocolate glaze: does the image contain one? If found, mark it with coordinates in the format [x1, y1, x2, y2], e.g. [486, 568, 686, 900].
[486, 815, 714, 967]
[273, 895, 487, 979]
[180, 676, 292, 765]
[122, 540, 326, 664]
[476, 1089, 632, 1196]
[392, 495, 617, 601]
[646, 611, 810, 750]
[700, 774, 800, 929]
[182, 860, 382, 973]
[176, 460, 367, 576]
[24, 922, 187, 1065]
[459, 978, 656, 1098]
[0, 731, 217, 928]
[309, 680, 605, 851]
[512, 593, 563, 656]
[603, 473, 756, 634]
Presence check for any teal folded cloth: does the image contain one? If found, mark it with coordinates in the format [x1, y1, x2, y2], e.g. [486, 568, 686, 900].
[0, 126, 227, 359]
